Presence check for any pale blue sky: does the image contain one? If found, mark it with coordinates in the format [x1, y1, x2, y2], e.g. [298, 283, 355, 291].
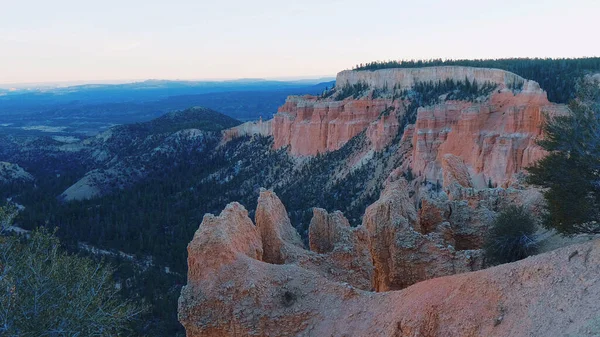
[1, 0, 599, 84]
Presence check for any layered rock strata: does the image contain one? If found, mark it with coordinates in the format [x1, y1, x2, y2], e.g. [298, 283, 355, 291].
[409, 91, 568, 188]
[272, 97, 404, 156]
[259, 66, 569, 186]
[178, 66, 581, 336]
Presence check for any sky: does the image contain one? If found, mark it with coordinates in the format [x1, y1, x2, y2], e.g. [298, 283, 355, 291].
[1, 0, 599, 85]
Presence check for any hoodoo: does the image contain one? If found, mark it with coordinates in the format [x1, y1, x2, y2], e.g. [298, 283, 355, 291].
[179, 193, 600, 337]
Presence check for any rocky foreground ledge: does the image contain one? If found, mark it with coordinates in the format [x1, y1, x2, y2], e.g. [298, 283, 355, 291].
[178, 189, 600, 337]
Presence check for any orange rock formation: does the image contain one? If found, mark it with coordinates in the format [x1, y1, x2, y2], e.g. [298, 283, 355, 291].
[255, 189, 374, 290]
[409, 89, 567, 188]
[272, 96, 403, 156]
[179, 196, 600, 337]
[363, 176, 482, 291]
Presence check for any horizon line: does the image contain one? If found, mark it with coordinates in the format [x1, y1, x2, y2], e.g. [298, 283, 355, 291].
[0, 75, 337, 89]
[4, 55, 600, 89]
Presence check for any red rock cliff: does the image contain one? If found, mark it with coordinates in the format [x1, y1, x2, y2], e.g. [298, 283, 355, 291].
[268, 66, 568, 185]
[409, 86, 568, 187]
[273, 96, 403, 156]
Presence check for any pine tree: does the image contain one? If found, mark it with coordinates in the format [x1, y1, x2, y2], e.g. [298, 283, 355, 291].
[527, 78, 600, 234]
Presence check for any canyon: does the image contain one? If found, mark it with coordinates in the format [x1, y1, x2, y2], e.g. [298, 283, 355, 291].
[178, 66, 595, 336]
[3, 59, 599, 337]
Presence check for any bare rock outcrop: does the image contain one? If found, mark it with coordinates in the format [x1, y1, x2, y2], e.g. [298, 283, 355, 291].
[411, 180, 545, 251]
[309, 208, 354, 253]
[271, 66, 543, 158]
[221, 118, 272, 143]
[180, 200, 600, 337]
[183, 202, 262, 286]
[0, 161, 34, 184]
[417, 197, 447, 235]
[308, 208, 374, 290]
[179, 66, 585, 336]
[363, 177, 482, 291]
[255, 188, 305, 264]
[364, 106, 402, 151]
[269, 66, 569, 187]
[442, 154, 473, 188]
[255, 189, 374, 290]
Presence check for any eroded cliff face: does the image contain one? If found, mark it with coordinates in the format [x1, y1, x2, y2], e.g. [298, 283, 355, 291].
[263, 66, 568, 186]
[179, 193, 600, 337]
[254, 189, 374, 290]
[409, 90, 568, 188]
[363, 175, 483, 292]
[272, 96, 404, 156]
[269, 66, 535, 158]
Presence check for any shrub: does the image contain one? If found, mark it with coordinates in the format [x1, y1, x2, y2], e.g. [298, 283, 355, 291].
[484, 205, 538, 265]
[0, 228, 142, 336]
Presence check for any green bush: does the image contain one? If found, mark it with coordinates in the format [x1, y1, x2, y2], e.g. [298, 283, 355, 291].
[0, 228, 142, 336]
[484, 205, 538, 265]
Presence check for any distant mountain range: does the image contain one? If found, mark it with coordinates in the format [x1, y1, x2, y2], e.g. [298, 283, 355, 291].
[0, 78, 335, 98]
[0, 78, 335, 136]
[0, 77, 335, 91]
